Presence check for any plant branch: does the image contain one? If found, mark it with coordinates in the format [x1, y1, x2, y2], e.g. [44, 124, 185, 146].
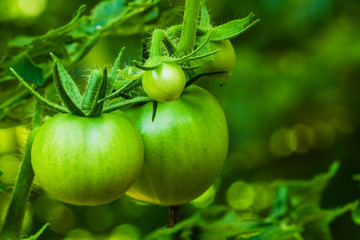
[175, 0, 201, 55]
[0, 103, 42, 240]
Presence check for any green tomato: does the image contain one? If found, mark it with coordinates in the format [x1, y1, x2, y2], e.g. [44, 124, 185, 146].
[195, 40, 236, 79]
[31, 112, 144, 206]
[142, 63, 186, 102]
[124, 85, 228, 206]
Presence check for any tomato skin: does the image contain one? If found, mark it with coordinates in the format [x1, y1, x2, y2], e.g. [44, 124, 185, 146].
[142, 63, 186, 102]
[31, 112, 144, 206]
[195, 40, 236, 79]
[124, 85, 228, 206]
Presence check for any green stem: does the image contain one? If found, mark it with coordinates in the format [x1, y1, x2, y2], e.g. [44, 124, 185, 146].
[175, 0, 201, 55]
[149, 29, 165, 59]
[0, 103, 42, 240]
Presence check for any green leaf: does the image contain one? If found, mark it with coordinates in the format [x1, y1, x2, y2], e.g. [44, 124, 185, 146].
[27, 5, 86, 60]
[81, 70, 104, 110]
[352, 202, 360, 225]
[249, 225, 302, 240]
[52, 61, 85, 116]
[7, 53, 44, 86]
[103, 96, 151, 113]
[22, 223, 49, 240]
[51, 53, 83, 106]
[87, 67, 108, 117]
[107, 47, 125, 95]
[199, 0, 211, 29]
[299, 202, 357, 240]
[76, 0, 161, 37]
[81, 0, 126, 34]
[210, 13, 260, 41]
[272, 161, 339, 210]
[6, 36, 37, 48]
[10, 68, 68, 113]
[267, 162, 356, 240]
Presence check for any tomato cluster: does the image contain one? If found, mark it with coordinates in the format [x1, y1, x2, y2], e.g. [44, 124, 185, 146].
[29, 33, 231, 208]
[31, 84, 228, 207]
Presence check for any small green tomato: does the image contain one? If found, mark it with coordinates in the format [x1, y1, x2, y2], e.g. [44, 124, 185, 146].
[142, 63, 186, 102]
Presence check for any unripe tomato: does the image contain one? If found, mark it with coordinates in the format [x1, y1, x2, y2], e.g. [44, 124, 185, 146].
[195, 40, 236, 79]
[31, 112, 144, 206]
[142, 63, 186, 102]
[124, 85, 228, 206]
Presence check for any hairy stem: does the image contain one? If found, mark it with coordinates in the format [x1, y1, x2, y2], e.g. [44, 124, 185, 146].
[149, 29, 165, 59]
[175, 0, 201, 55]
[0, 103, 42, 240]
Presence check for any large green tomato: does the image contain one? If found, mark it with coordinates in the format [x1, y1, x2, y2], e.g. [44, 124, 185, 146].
[195, 40, 236, 79]
[31, 112, 144, 206]
[124, 85, 228, 206]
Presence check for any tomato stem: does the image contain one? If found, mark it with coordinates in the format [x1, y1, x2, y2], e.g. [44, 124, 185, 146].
[0, 103, 42, 240]
[150, 29, 165, 59]
[167, 205, 181, 228]
[175, 0, 201, 55]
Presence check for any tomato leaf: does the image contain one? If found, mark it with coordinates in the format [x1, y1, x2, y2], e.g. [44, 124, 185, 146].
[81, 70, 104, 110]
[103, 96, 151, 113]
[87, 67, 108, 117]
[22, 223, 49, 240]
[50, 53, 82, 108]
[107, 48, 125, 95]
[6, 53, 44, 86]
[210, 13, 260, 41]
[52, 60, 85, 116]
[199, 0, 211, 29]
[271, 161, 339, 213]
[10, 68, 68, 113]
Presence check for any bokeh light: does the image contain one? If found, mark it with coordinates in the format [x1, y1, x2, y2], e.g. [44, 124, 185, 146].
[34, 195, 76, 234]
[64, 228, 94, 240]
[109, 224, 141, 240]
[0, 127, 17, 154]
[85, 205, 115, 232]
[17, 0, 47, 17]
[270, 124, 316, 157]
[226, 181, 255, 210]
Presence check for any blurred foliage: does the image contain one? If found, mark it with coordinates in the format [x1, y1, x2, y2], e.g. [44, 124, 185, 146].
[1, 0, 360, 239]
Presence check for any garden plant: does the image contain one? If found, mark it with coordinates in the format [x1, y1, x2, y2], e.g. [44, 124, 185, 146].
[0, 0, 360, 239]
